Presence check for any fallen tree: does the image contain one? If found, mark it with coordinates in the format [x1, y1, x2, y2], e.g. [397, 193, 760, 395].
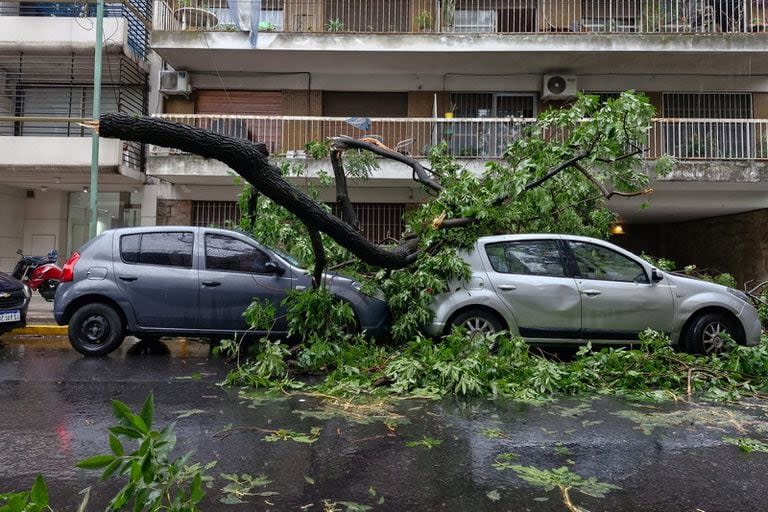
[97, 92, 673, 339]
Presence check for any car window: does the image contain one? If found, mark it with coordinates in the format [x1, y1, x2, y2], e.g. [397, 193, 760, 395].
[120, 232, 194, 268]
[485, 240, 565, 277]
[205, 234, 270, 273]
[568, 241, 648, 283]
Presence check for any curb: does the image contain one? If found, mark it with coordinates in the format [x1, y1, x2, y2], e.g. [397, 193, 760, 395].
[13, 325, 67, 335]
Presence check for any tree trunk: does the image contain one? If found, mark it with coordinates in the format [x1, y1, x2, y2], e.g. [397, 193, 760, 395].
[99, 114, 418, 268]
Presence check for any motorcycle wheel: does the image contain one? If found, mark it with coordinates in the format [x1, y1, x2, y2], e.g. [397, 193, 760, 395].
[39, 279, 59, 302]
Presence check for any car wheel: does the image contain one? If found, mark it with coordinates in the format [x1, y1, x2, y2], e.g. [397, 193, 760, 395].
[449, 308, 504, 337]
[682, 312, 736, 355]
[68, 303, 125, 357]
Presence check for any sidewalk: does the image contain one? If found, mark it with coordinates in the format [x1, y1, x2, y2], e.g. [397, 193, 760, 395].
[15, 294, 67, 335]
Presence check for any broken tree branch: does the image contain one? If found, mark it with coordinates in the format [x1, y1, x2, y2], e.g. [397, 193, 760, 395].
[99, 113, 418, 269]
[307, 227, 326, 289]
[332, 135, 443, 194]
[330, 149, 360, 230]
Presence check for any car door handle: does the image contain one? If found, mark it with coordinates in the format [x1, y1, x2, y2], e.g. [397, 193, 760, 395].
[581, 289, 602, 296]
[202, 281, 221, 287]
[119, 276, 137, 282]
[498, 285, 517, 291]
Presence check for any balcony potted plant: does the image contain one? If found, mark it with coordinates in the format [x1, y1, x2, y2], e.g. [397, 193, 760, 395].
[326, 18, 345, 32]
[415, 10, 433, 32]
[441, 0, 455, 31]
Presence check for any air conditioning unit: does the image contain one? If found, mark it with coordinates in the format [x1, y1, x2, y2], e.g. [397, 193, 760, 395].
[542, 75, 578, 100]
[159, 70, 191, 95]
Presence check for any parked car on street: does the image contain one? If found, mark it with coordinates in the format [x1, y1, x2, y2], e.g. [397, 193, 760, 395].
[54, 226, 390, 356]
[427, 234, 762, 354]
[0, 271, 31, 336]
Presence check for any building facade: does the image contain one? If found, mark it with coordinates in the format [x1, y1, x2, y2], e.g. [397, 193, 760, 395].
[3, 0, 768, 282]
[0, 0, 151, 269]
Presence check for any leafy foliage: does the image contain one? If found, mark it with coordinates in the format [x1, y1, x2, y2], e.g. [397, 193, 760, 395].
[723, 436, 768, 454]
[0, 475, 52, 512]
[76, 393, 215, 512]
[235, 92, 664, 343]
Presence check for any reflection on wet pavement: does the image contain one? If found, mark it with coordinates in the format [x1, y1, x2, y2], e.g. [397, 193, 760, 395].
[1, 334, 767, 511]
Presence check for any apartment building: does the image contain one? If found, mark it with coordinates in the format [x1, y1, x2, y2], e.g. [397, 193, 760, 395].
[0, 0, 150, 269]
[144, 0, 768, 281]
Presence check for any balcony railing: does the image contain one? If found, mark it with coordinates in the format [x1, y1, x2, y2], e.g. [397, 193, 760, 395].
[1, 0, 152, 58]
[152, 0, 768, 34]
[149, 114, 768, 162]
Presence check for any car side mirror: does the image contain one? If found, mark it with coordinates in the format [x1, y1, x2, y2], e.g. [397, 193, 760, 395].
[651, 268, 664, 282]
[264, 261, 284, 275]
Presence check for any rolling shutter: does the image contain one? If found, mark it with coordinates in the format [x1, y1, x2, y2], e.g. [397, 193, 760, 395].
[195, 90, 282, 114]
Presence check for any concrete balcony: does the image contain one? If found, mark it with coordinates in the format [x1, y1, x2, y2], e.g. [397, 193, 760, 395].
[0, 136, 145, 188]
[0, 1, 151, 59]
[146, 114, 768, 223]
[150, 0, 768, 76]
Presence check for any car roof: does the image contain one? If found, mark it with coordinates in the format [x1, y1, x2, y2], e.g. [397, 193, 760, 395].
[101, 225, 241, 236]
[477, 233, 595, 244]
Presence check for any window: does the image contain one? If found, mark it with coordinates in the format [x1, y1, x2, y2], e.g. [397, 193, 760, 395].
[205, 234, 270, 273]
[485, 240, 565, 277]
[662, 93, 753, 159]
[119, 232, 194, 268]
[452, 10, 497, 32]
[569, 241, 647, 283]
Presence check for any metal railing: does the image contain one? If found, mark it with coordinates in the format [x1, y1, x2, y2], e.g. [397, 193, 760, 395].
[149, 114, 768, 161]
[152, 0, 768, 34]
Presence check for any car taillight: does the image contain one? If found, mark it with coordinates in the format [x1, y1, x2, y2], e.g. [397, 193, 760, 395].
[61, 252, 80, 282]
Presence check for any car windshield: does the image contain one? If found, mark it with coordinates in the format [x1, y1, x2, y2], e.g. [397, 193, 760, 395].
[270, 246, 301, 267]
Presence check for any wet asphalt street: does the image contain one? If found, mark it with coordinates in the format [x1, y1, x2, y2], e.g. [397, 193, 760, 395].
[1, 334, 768, 512]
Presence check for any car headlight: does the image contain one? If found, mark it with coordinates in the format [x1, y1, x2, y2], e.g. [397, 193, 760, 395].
[728, 288, 751, 304]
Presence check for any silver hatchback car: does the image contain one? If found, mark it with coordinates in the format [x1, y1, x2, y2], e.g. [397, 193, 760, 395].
[427, 234, 762, 354]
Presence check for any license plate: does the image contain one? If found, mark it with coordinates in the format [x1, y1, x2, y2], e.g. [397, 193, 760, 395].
[0, 310, 20, 323]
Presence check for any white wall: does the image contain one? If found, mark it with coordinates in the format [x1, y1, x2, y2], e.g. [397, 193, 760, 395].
[0, 186, 25, 272]
[22, 190, 69, 261]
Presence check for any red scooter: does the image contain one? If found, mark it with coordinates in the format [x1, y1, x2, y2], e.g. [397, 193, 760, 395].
[11, 249, 62, 302]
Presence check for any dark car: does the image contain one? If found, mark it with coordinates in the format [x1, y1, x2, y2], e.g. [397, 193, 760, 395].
[54, 226, 391, 356]
[0, 272, 30, 335]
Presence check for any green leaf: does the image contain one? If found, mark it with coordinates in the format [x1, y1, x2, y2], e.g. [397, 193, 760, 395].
[101, 458, 123, 480]
[109, 426, 143, 439]
[190, 473, 205, 503]
[29, 475, 48, 506]
[108, 433, 124, 456]
[129, 414, 149, 435]
[140, 392, 155, 429]
[111, 400, 134, 426]
[77, 454, 117, 470]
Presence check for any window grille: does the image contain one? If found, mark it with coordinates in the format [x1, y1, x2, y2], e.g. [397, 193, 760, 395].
[192, 201, 242, 228]
[663, 93, 752, 118]
[330, 203, 405, 244]
[662, 93, 754, 159]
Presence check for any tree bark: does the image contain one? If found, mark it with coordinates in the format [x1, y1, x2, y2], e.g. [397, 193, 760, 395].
[99, 114, 419, 268]
[307, 227, 326, 289]
[330, 149, 359, 229]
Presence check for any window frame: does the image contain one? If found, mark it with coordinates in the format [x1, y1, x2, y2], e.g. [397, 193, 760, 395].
[565, 240, 649, 284]
[484, 239, 569, 278]
[203, 233, 273, 275]
[118, 231, 195, 269]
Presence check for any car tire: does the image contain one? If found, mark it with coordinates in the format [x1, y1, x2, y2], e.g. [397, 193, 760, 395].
[448, 308, 504, 337]
[682, 312, 736, 355]
[68, 303, 125, 357]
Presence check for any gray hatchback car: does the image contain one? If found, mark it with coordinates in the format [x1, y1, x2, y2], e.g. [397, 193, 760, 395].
[427, 234, 762, 354]
[54, 226, 390, 356]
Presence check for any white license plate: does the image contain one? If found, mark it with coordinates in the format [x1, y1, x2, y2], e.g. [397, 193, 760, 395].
[0, 311, 20, 323]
